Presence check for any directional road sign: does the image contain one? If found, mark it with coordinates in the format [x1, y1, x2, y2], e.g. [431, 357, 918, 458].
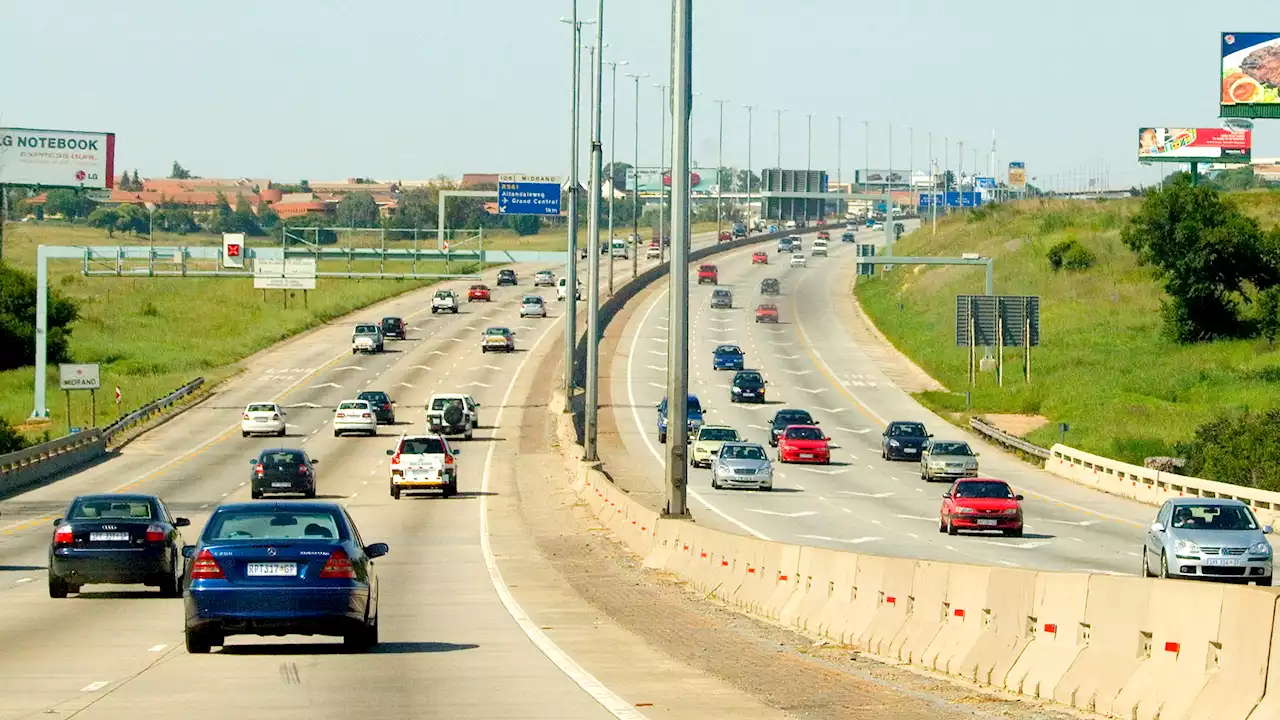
[498, 174, 562, 215]
[254, 257, 317, 290]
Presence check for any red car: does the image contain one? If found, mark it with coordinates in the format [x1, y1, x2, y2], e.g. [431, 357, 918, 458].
[817, 230, 830, 240]
[751, 251, 768, 265]
[777, 425, 831, 464]
[755, 303, 779, 323]
[940, 478, 1024, 537]
[697, 264, 719, 285]
[468, 284, 491, 302]
[718, 230, 732, 243]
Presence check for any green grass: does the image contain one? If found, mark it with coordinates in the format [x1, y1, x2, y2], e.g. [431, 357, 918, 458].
[855, 196, 1280, 464]
[1, 222, 476, 440]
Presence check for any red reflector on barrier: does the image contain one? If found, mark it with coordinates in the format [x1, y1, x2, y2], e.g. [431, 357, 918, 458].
[721, 560, 729, 566]
[700, 552, 707, 558]
[954, 609, 965, 617]
[779, 575, 789, 581]
[1044, 623, 1058, 634]
[682, 545, 689, 551]
[1166, 641, 1180, 653]
[886, 596, 896, 604]
[748, 567, 756, 574]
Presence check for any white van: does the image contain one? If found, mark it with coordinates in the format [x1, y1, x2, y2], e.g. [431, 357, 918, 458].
[557, 276, 582, 301]
[812, 239, 829, 257]
[611, 240, 628, 259]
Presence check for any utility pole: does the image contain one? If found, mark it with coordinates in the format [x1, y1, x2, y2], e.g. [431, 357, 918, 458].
[908, 126, 914, 192]
[655, 82, 670, 262]
[929, 132, 937, 234]
[743, 104, 757, 229]
[774, 109, 785, 169]
[558, 8, 592, 399]
[836, 115, 843, 219]
[714, 99, 729, 241]
[604, 58, 627, 295]
[665, 0, 692, 517]
[805, 113, 815, 173]
[627, 71, 648, 278]
[584, 0, 604, 461]
[863, 120, 869, 194]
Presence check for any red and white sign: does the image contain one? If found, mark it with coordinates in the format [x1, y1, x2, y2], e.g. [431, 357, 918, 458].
[222, 233, 245, 268]
[1138, 127, 1252, 161]
[115, 387, 121, 404]
[0, 128, 115, 189]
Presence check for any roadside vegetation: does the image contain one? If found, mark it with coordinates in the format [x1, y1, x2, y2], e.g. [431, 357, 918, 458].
[856, 176, 1280, 490]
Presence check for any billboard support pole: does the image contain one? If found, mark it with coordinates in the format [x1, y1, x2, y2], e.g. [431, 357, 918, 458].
[1024, 299, 1032, 383]
[0, 183, 7, 261]
[1190, 161, 1199, 186]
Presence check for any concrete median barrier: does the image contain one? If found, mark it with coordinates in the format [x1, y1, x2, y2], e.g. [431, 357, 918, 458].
[855, 555, 918, 654]
[888, 560, 950, 664]
[1004, 572, 1091, 700]
[762, 543, 803, 621]
[1053, 575, 1151, 715]
[793, 547, 846, 633]
[919, 563, 989, 672]
[814, 551, 860, 641]
[952, 567, 1036, 685]
[1186, 585, 1276, 720]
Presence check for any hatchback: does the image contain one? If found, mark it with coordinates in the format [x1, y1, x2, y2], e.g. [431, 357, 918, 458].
[1142, 498, 1273, 585]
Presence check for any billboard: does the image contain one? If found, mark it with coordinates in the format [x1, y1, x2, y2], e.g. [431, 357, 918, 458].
[855, 169, 908, 188]
[1138, 127, 1251, 163]
[625, 167, 717, 193]
[0, 127, 115, 189]
[1008, 162, 1026, 188]
[1221, 33, 1280, 118]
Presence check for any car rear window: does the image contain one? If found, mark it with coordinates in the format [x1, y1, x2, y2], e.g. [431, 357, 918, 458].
[775, 412, 813, 426]
[700, 265, 716, 271]
[338, 401, 368, 410]
[523, 296, 543, 304]
[69, 498, 154, 520]
[246, 403, 277, 413]
[471, 285, 486, 290]
[400, 437, 446, 455]
[953, 481, 1014, 499]
[785, 427, 823, 440]
[260, 450, 305, 464]
[485, 328, 509, 336]
[355, 324, 378, 333]
[206, 510, 345, 541]
[358, 392, 388, 403]
[715, 345, 741, 355]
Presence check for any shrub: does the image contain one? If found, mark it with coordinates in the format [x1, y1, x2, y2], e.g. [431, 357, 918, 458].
[1046, 238, 1096, 271]
[0, 418, 25, 454]
[1177, 408, 1280, 491]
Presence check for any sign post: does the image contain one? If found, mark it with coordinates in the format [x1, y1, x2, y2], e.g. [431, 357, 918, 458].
[59, 363, 100, 432]
[497, 175, 563, 216]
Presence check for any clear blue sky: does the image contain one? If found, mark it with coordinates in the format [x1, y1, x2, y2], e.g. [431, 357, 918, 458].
[3, 0, 1277, 190]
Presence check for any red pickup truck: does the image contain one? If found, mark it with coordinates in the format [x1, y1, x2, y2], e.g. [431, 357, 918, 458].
[697, 264, 719, 285]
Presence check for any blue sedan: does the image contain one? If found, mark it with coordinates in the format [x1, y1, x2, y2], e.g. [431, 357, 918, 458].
[183, 501, 387, 653]
[712, 344, 745, 371]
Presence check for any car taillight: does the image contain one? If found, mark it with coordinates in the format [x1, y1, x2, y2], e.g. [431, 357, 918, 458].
[362, 412, 371, 418]
[336, 413, 345, 419]
[190, 549, 224, 579]
[254, 463, 264, 476]
[320, 549, 355, 579]
[298, 464, 309, 475]
[382, 404, 391, 410]
[444, 452, 454, 465]
[54, 525, 73, 545]
[243, 413, 250, 420]
[272, 413, 280, 421]
[145, 524, 166, 542]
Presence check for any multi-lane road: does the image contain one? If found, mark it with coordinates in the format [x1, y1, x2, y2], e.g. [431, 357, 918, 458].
[604, 223, 1167, 578]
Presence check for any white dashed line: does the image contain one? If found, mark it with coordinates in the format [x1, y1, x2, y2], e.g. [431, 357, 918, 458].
[148, 644, 167, 652]
[15, 577, 32, 584]
[81, 681, 109, 693]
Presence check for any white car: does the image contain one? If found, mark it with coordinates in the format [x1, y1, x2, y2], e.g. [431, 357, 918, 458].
[784, 220, 798, 230]
[557, 276, 581, 301]
[387, 434, 460, 499]
[610, 240, 628, 258]
[520, 295, 547, 318]
[790, 253, 807, 268]
[646, 244, 661, 259]
[534, 270, 556, 287]
[241, 402, 286, 438]
[431, 290, 460, 314]
[333, 399, 378, 437]
[812, 241, 828, 257]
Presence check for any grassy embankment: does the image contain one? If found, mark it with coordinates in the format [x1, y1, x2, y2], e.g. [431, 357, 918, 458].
[855, 193, 1280, 464]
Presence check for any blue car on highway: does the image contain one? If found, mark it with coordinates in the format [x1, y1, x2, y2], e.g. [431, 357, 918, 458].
[657, 394, 704, 445]
[183, 501, 388, 653]
[712, 344, 745, 371]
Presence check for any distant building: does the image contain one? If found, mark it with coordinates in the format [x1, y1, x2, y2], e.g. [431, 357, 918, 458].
[461, 173, 499, 188]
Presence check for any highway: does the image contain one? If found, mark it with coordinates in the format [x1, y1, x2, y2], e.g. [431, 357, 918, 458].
[603, 223, 1164, 578]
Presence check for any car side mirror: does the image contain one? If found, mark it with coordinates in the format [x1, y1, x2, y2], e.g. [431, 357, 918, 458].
[452, 449, 461, 456]
[174, 517, 191, 528]
[1014, 495, 1024, 501]
[181, 545, 196, 559]
[1150, 522, 1165, 533]
[974, 452, 981, 457]
[385, 449, 395, 456]
[365, 542, 390, 559]
[53, 517, 62, 526]
[928, 433, 935, 438]
[249, 458, 257, 464]
[1266, 525, 1274, 535]
[942, 492, 951, 499]
[311, 459, 319, 464]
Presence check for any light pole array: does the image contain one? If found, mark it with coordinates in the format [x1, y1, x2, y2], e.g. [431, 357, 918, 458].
[626, 70, 648, 279]
[654, 82, 670, 262]
[743, 104, 757, 228]
[558, 8, 593, 398]
[604, 57, 627, 296]
[583, 0, 604, 461]
[774, 108, 785, 169]
[714, 99, 729, 240]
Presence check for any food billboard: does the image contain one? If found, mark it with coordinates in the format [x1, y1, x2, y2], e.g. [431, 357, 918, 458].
[1138, 128, 1251, 163]
[1221, 33, 1280, 118]
[1008, 162, 1026, 188]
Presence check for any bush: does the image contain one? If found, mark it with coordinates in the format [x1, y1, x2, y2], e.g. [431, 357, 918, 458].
[1177, 409, 1280, 491]
[1046, 238, 1096, 271]
[0, 418, 25, 454]
[0, 262, 79, 370]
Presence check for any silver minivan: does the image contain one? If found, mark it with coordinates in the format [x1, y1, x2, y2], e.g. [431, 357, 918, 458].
[1142, 498, 1273, 585]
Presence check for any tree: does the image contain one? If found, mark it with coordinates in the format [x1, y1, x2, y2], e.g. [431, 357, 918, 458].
[1260, 286, 1280, 348]
[156, 208, 198, 234]
[336, 192, 380, 228]
[115, 204, 150, 235]
[44, 189, 96, 220]
[1120, 174, 1280, 342]
[87, 208, 120, 237]
[392, 187, 438, 229]
[0, 261, 79, 371]
[1179, 409, 1280, 491]
[603, 162, 632, 192]
[227, 194, 264, 236]
[508, 214, 541, 236]
[169, 161, 192, 180]
[257, 203, 280, 232]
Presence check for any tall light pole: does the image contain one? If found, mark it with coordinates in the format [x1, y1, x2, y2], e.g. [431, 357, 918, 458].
[908, 126, 914, 192]
[558, 9, 592, 398]
[836, 115, 843, 219]
[862, 120, 869, 194]
[929, 131, 936, 234]
[665, 0, 692, 517]
[714, 99, 729, 240]
[743, 104, 757, 229]
[654, 81, 670, 262]
[604, 58, 628, 295]
[774, 109, 785, 169]
[805, 112, 815, 173]
[626, 71, 648, 278]
[583, 0, 604, 462]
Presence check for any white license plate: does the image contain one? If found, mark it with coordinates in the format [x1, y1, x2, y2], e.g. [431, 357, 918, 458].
[90, 532, 130, 542]
[271, 482, 292, 487]
[977, 519, 998, 526]
[904, 448, 918, 454]
[799, 453, 814, 459]
[247, 563, 297, 577]
[255, 418, 269, 422]
[1206, 558, 1243, 567]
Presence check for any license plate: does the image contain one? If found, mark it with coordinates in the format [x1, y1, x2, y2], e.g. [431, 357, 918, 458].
[1206, 558, 1243, 567]
[904, 448, 918, 454]
[977, 519, 998, 526]
[90, 532, 130, 542]
[255, 418, 268, 422]
[800, 453, 814, 459]
[271, 482, 292, 487]
[247, 563, 297, 577]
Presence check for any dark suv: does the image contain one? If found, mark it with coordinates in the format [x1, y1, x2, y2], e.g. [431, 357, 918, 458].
[381, 316, 406, 340]
[882, 420, 931, 461]
[356, 391, 395, 424]
[769, 408, 816, 447]
[497, 269, 517, 286]
[760, 278, 780, 295]
[250, 448, 317, 499]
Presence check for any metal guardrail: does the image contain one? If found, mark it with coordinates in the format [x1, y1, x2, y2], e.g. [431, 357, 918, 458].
[101, 377, 206, 445]
[968, 417, 1051, 460]
[0, 428, 105, 475]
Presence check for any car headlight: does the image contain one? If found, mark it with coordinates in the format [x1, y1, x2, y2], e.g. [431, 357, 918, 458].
[955, 506, 976, 514]
[1175, 539, 1201, 555]
[965, 461, 978, 469]
[929, 461, 947, 469]
[732, 387, 742, 393]
[889, 439, 900, 447]
[1250, 541, 1272, 556]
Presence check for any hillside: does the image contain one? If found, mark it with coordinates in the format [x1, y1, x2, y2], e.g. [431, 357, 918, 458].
[855, 193, 1280, 464]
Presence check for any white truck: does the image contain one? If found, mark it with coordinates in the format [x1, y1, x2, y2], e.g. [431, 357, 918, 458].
[812, 239, 829, 257]
[351, 323, 384, 354]
[386, 434, 460, 499]
[425, 393, 479, 439]
[431, 289, 460, 314]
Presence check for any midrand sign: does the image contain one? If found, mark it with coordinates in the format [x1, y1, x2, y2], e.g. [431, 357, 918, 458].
[0, 127, 116, 189]
[59, 363, 101, 390]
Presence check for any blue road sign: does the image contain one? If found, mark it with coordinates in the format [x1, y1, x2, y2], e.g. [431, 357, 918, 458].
[917, 191, 984, 209]
[498, 174, 562, 215]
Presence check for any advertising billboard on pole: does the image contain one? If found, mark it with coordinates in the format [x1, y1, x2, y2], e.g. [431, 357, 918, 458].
[1008, 162, 1026, 188]
[1221, 33, 1280, 118]
[625, 167, 717, 193]
[0, 128, 116, 188]
[1138, 127, 1251, 163]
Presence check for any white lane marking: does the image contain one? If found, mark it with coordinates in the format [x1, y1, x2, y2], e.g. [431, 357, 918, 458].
[840, 491, 894, 498]
[148, 644, 167, 652]
[796, 388, 825, 394]
[396, 382, 415, 388]
[743, 509, 818, 518]
[484, 365, 503, 371]
[81, 681, 109, 692]
[977, 540, 1051, 550]
[430, 351, 447, 356]
[625, 289, 770, 541]
[748, 424, 768, 430]
[647, 382, 665, 389]
[462, 382, 491, 388]
[1000, 560, 1021, 567]
[782, 369, 812, 376]
[793, 302, 889, 426]
[645, 365, 665, 372]
[411, 365, 432, 370]
[238, 482, 247, 487]
[478, 316, 647, 720]
[350, 493, 359, 499]
[817, 407, 848, 413]
[1125, 551, 1141, 557]
[837, 426, 870, 433]
[1041, 519, 1099, 527]
[798, 535, 882, 545]
[309, 382, 342, 389]
[790, 466, 851, 476]
[777, 354, 800, 360]
[15, 577, 32, 584]
[286, 402, 323, 408]
[648, 350, 668, 357]
[450, 338, 464, 343]
[335, 365, 364, 371]
[199, 504, 209, 509]
[895, 514, 938, 522]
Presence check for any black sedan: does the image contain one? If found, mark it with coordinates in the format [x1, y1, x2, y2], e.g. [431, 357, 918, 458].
[356, 390, 396, 424]
[882, 420, 932, 460]
[250, 448, 318, 499]
[730, 370, 767, 403]
[496, 269, 518, 286]
[380, 316, 406, 340]
[769, 408, 817, 447]
[49, 493, 190, 598]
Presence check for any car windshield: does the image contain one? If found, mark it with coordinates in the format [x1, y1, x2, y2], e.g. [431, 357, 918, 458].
[715, 346, 742, 355]
[355, 325, 378, 334]
[338, 401, 367, 410]
[206, 510, 345, 541]
[1171, 504, 1258, 531]
[485, 328, 509, 336]
[688, 398, 702, 413]
[400, 437, 446, 455]
[931, 442, 972, 456]
[785, 427, 823, 441]
[774, 412, 812, 427]
[698, 428, 739, 442]
[430, 397, 464, 411]
[69, 498, 154, 520]
[260, 450, 305, 464]
[891, 423, 927, 437]
[721, 445, 766, 461]
[246, 403, 277, 413]
[953, 481, 1015, 499]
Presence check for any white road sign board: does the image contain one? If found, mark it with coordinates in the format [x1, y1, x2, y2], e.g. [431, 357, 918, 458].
[59, 364, 101, 390]
[254, 257, 317, 290]
[0, 128, 115, 189]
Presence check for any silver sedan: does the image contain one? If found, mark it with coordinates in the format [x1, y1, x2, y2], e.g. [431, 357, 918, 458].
[1142, 498, 1273, 585]
[920, 440, 979, 481]
[710, 442, 773, 491]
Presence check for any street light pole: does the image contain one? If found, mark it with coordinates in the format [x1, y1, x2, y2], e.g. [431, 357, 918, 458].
[655, 82, 670, 263]
[604, 58, 627, 296]
[665, 0, 692, 517]
[743, 104, 757, 229]
[806, 112, 815, 173]
[558, 8, 592, 399]
[863, 120, 869, 194]
[627, 71, 648, 279]
[584, 0, 604, 461]
[774, 109, 785, 169]
[714, 99, 729, 241]
[836, 115, 843, 218]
